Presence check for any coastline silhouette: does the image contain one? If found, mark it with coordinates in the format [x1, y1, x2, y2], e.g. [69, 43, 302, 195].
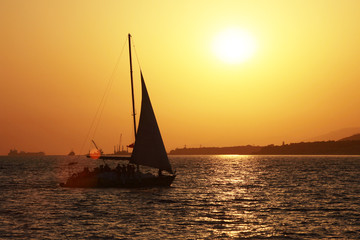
[169, 134, 360, 155]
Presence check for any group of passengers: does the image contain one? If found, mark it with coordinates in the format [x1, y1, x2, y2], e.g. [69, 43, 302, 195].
[71, 163, 137, 180]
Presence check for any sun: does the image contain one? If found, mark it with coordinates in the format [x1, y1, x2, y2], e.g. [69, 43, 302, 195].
[212, 28, 257, 64]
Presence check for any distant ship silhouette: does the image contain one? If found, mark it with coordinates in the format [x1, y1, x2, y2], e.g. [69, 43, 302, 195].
[8, 149, 45, 156]
[68, 150, 75, 156]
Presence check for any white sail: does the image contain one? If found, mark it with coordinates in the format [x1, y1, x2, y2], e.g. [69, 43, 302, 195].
[130, 73, 173, 174]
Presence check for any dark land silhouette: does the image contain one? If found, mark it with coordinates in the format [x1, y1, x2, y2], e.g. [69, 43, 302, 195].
[169, 145, 262, 155]
[170, 134, 360, 155]
[338, 133, 360, 141]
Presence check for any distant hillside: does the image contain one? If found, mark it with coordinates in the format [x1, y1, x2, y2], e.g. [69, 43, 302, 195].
[338, 133, 360, 141]
[307, 127, 360, 142]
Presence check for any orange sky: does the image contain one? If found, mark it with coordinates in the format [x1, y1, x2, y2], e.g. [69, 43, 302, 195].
[1, 0, 360, 155]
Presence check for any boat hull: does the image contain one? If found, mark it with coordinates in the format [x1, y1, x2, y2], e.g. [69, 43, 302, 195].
[60, 173, 176, 188]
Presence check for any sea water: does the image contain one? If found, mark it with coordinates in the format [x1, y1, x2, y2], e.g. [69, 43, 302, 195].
[0, 155, 359, 239]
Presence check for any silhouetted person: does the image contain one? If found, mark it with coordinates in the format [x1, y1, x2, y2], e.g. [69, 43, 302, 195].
[104, 164, 110, 172]
[121, 165, 126, 175]
[158, 169, 163, 176]
[116, 164, 121, 172]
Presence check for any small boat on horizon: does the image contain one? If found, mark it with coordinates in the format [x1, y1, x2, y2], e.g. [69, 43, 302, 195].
[68, 150, 75, 156]
[60, 34, 176, 188]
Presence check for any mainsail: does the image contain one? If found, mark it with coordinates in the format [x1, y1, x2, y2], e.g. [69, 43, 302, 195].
[130, 73, 173, 174]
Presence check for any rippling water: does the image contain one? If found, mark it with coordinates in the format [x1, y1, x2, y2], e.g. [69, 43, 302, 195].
[0, 155, 360, 239]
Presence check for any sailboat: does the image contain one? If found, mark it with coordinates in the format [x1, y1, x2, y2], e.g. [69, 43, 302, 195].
[60, 34, 176, 188]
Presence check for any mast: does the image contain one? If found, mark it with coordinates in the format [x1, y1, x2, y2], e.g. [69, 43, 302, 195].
[128, 33, 140, 172]
[128, 33, 137, 140]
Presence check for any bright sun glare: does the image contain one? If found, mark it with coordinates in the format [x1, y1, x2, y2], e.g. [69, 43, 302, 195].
[213, 28, 257, 64]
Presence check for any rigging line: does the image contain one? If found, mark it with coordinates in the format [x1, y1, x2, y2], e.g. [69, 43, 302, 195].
[91, 39, 129, 141]
[131, 37, 143, 72]
[78, 37, 128, 155]
[90, 77, 115, 140]
[91, 39, 128, 140]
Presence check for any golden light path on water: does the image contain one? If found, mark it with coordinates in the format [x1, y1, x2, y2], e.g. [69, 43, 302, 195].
[189, 155, 270, 238]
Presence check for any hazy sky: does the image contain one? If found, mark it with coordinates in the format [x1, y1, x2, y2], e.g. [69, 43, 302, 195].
[1, 0, 360, 155]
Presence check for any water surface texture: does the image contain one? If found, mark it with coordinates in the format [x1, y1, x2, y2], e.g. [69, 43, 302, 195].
[0, 155, 359, 239]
